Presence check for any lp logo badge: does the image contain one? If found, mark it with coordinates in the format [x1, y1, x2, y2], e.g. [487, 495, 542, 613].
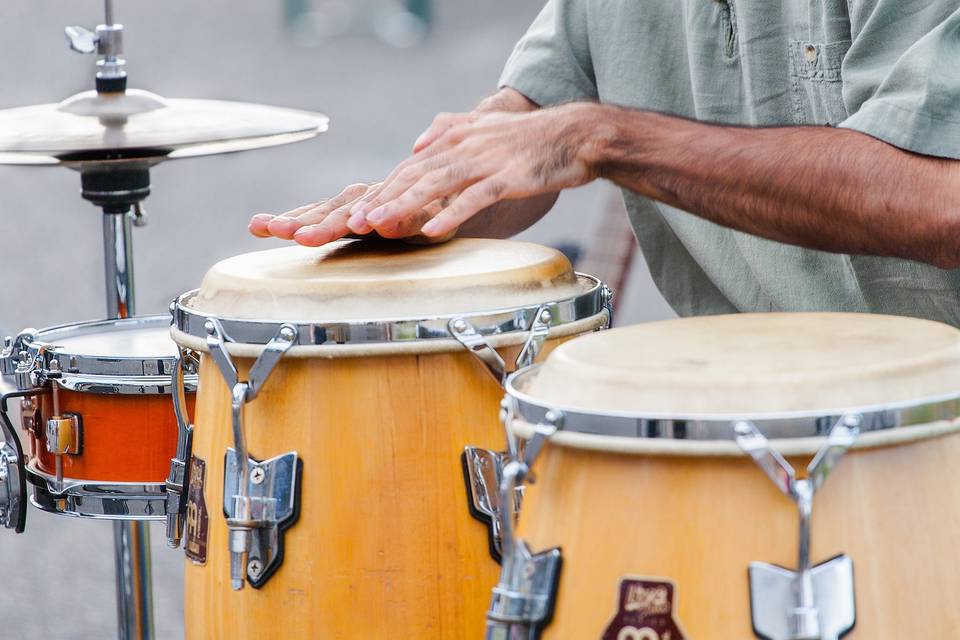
[602, 578, 686, 640]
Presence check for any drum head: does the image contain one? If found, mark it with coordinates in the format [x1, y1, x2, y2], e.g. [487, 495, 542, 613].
[27, 316, 185, 385]
[184, 239, 585, 322]
[519, 313, 960, 416]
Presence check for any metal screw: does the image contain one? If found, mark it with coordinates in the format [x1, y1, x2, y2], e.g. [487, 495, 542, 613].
[539, 309, 552, 325]
[250, 466, 265, 485]
[247, 559, 263, 579]
[734, 421, 753, 436]
[279, 325, 296, 341]
[451, 319, 468, 333]
[204, 320, 215, 336]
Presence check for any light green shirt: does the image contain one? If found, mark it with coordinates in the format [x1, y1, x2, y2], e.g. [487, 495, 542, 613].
[500, 0, 960, 324]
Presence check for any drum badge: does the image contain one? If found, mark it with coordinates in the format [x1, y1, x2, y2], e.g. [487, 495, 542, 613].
[602, 578, 687, 640]
[184, 456, 209, 565]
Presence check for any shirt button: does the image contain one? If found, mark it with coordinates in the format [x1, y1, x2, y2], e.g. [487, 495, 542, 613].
[804, 44, 818, 64]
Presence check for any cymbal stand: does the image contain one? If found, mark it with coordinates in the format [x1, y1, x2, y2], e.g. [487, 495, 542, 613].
[68, 2, 155, 638]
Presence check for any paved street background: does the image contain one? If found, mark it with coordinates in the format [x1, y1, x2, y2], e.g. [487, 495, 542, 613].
[0, 2, 673, 637]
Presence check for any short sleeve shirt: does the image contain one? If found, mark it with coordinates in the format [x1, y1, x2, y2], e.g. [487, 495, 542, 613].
[500, 0, 960, 325]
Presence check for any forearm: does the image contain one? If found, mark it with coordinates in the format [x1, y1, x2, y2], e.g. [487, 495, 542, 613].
[455, 88, 559, 239]
[592, 106, 960, 268]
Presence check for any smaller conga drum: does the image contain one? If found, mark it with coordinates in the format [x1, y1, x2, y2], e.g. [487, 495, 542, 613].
[1, 316, 195, 523]
[171, 238, 610, 639]
[491, 313, 960, 639]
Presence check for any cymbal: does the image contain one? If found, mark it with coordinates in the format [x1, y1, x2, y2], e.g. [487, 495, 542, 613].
[0, 89, 329, 169]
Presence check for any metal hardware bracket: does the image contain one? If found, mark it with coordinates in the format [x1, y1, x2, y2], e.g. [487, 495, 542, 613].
[205, 318, 299, 590]
[485, 459, 561, 640]
[165, 346, 197, 548]
[223, 448, 301, 589]
[0, 389, 43, 533]
[450, 305, 553, 388]
[735, 415, 861, 640]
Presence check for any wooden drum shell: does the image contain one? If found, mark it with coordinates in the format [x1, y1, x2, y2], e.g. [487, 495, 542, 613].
[520, 432, 960, 638]
[31, 389, 192, 483]
[184, 339, 573, 639]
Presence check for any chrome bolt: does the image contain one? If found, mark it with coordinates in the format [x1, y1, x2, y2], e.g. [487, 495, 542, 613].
[539, 309, 552, 324]
[734, 421, 752, 436]
[247, 559, 263, 579]
[451, 319, 468, 333]
[204, 320, 215, 335]
[250, 466, 265, 485]
[279, 325, 296, 341]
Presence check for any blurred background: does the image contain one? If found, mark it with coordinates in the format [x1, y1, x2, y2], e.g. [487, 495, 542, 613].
[0, 1, 674, 637]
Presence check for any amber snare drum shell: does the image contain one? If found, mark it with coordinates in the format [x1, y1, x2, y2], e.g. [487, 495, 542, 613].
[171, 239, 610, 640]
[502, 313, 960, 640]
[11, 315, 196, 520]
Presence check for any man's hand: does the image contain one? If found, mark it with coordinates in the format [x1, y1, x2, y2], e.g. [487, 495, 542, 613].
[249, 88, 560, 246]
[347, 103, 602, 240]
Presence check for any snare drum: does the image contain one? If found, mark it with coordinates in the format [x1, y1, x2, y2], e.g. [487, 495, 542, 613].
[8, 315, 196, 520]
[494, 313, 960, 639]
[171, 239, 609, 639]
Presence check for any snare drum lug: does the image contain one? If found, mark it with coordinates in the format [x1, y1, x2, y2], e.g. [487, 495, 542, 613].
[222, 448, 301, 590]
[45, 412, 82, 456]
[0, 337, 15, 376]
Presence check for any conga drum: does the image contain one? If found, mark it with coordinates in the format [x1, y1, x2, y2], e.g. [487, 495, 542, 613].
[493, 313, 960, 639]
[170, 238, 610, 639]
[2, 316, 196, 523]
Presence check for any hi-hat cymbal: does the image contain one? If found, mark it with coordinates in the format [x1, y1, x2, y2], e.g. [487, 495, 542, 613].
[0, 89, 329, 169]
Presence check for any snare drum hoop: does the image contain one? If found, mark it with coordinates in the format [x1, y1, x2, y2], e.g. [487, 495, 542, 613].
[170, 273, 610, 357]
[505, 363, 960, 451]
[21, 315, 197, 394]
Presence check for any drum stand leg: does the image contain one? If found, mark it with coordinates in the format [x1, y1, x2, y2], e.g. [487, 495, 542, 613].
[113, 521, 155, 640]
[101, 205, 156, 640]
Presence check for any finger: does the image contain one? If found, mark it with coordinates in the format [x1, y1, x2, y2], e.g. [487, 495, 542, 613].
[365, 164, 477, 230]
[351, 138, 463, 219]
[248, 213, 277, 237]
[292, 205, 355, 247]
[413, 112, 478, 154]
[369, 208, 435, 240]
[420, 178, 508, 238]
[269, 184, 369, 239]
[248, 202, 318, 237]
[354, 153, 458, 223]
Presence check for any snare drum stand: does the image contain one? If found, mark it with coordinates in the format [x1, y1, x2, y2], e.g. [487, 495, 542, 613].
[66, 3, 156, 637]
[83, 164, 156, 640]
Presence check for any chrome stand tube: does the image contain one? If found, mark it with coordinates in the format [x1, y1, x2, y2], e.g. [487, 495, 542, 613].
[103, 208, 154, 640]
[113, 521, 155, 640]
[102, 211, 136, 319]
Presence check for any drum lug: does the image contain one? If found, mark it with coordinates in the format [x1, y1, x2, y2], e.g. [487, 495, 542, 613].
[223, 448, 301, 589]
[450, 305, 554, 388]
[485, 460, 560, 639]
[45, 413, 82, 456]
[735, 415, 861, 640]
[205, 319, 299, 590]
[600, 283, 614, 329]
[461, 447, 524, 562]
[165, 347, 198, 549]
[0, 390, 36, 533]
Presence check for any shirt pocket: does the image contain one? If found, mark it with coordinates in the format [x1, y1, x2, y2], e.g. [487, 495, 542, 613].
[789, 39, 851, 126]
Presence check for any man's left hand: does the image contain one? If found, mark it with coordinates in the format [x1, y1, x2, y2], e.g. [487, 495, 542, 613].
[347, 103, 602, 239]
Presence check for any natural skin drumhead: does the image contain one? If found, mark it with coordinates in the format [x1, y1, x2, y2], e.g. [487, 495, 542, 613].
[522, 312, 960, 415]
[186, 238, 586, 322]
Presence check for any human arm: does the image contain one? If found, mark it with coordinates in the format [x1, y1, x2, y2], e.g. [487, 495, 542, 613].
[347, 101, 960, 268]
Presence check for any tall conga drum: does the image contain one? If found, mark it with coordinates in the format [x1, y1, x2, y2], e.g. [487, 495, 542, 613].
[170, 238, 610, 639]
[492, 313, 960, 639]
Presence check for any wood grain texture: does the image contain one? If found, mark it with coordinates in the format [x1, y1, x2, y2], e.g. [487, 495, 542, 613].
[520, 434, 960, 638]
[184, 338, 571, 640]
[31, 390, 191, 482]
